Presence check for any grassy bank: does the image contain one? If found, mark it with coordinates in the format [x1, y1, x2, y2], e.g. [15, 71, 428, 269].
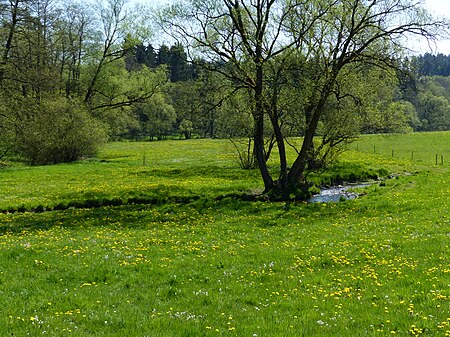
[0, 133, 449, 336]
[351, 131, 450, 167]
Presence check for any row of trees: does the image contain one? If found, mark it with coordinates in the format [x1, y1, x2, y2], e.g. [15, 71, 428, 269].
[120, 41, 450, 141]
[1, 0, 449, 199]
[0, 0, 167, 164]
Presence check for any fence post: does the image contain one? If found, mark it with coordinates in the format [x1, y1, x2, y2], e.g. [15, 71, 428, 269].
[411, 151, 414, 160]
[436, 154, 438, 165]
[392, 149, 394, 158]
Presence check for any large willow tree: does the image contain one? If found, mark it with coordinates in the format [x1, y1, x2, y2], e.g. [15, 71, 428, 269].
[161, 0, 448, 199]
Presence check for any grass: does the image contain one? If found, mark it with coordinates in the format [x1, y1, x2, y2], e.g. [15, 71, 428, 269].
[0, 133, 449, 336]
[0, 140, 262, 212]
[351, 132, 450, 166]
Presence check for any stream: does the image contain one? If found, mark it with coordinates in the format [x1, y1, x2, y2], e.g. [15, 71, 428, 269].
[307, 183, 371, 203]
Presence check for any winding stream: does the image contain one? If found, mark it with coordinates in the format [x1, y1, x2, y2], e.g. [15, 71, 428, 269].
[307, 183, 371, 203]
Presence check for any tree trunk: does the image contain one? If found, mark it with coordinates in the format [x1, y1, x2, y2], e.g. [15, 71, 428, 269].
[268, 104, 288, 199]
[254, 114, 273, 192]
[287, 94, 329, 189]
[0, 0, 20, 83]
[254, 63, 273, 192]
[84, 57, 105, 104]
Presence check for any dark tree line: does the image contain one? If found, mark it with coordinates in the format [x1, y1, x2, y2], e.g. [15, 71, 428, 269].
[125, 42, 195, 82]
[411, 53, 450, 77]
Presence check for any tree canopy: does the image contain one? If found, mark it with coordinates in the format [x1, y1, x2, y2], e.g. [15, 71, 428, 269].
[160, 0, 448, 199]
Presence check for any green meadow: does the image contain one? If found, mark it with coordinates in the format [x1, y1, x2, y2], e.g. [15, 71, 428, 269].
[0, 132, 449, 336]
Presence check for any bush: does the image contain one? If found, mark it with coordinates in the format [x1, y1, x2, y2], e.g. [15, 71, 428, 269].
[12, 96, 107, 165]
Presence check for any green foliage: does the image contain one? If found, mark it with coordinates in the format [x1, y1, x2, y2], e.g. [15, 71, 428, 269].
[88, 62, 169, 138]
[0, 0, 173, 165]
[0, 95, 13, 158]
[400, 73, 450, 132]
[321, 66, 410, 135]
[11, 96, 107, 165]
[139, 93, 177, 140]
[363, 101, 414, 134]
[215, 88, 254, 138]
[416, 90, 450, 131]
[179, 119, 194, 139]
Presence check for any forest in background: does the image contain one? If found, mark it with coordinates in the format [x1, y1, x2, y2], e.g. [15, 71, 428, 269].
[1, 0, 449, 167]
[124, 47, 450, 138]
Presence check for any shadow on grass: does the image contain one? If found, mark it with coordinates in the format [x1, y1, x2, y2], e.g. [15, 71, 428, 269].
[0, 164, 261, 215]
[0, 190, 201, 215]
[0, 161, 390, 234]
[0, 194, 261, 234]
[1, 162, 387, 216]
[132, 165, 257, 181]
[0, 188, 356, 235]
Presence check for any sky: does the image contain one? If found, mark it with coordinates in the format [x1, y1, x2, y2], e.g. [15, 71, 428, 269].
[144, 0, 450, 55]
[420, 0, 450, 54]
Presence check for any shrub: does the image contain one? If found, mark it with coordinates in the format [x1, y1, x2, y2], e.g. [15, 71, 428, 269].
[12, 96, 107, 165]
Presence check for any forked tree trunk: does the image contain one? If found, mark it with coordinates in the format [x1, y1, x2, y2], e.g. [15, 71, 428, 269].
[287, 94, 329, 190]
[254, 63, 273, 192]
[254, 116, 273, 191]
[268, 107, 289, 199]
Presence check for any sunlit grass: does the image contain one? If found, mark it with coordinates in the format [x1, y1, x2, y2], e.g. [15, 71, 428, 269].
[0, 133, 449, 336]
[351, 131, 450, 167]
[0, 139, 261, 211]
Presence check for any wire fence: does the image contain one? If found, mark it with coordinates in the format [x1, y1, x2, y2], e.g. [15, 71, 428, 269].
[350, 136, 450, 167]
